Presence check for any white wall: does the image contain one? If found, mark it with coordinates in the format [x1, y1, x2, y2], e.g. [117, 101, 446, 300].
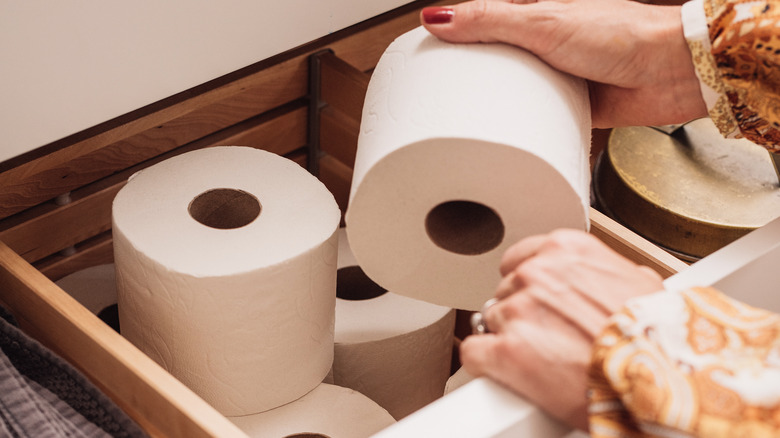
[0, 0, 412, 163]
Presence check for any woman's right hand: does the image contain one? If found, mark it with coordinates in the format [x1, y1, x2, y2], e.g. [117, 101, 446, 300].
[420, 0, 708, 129]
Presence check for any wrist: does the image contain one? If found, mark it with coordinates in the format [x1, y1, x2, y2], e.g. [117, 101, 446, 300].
[652, 5, 709, 123]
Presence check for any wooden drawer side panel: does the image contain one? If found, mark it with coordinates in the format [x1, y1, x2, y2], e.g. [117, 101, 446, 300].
[590, 208, 688, 278]
[0, 104, 308, 266]
[0, 59, 308, 221]
[0, 240, 248, 437]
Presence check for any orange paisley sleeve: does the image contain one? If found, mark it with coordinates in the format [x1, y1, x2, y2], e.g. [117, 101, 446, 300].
[588, 287, 780, 437]
[690, 0, 780, 151]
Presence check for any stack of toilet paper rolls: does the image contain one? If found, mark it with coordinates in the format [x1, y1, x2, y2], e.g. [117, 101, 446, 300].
[108, 146, 457, 436]
[111, 147, 396, 436]
[332, 228, 455, 420]
[113, 146, 340, 418]
[98, 19, 591, 436]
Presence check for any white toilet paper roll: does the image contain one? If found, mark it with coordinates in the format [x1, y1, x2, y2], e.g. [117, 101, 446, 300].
[56, 264, 117, 316]
[229, 383, 395, 438]
[333, 228, 456, 419]
[346, 26, 591, 311]
[112, 146, 341, 416]
[55, 264, 120, 332]
[445, 367, 475, 395]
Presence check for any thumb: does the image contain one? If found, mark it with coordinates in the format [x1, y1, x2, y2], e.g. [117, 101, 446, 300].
[420, 1, 559, 54]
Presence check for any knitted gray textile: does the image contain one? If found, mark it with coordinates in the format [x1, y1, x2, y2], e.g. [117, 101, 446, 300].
[0, 306, 148, 438]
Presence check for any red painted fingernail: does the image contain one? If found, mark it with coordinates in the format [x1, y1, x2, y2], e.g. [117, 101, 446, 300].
[422, 7, 454, 25]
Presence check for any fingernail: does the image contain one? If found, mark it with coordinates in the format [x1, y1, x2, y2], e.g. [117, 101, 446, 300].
[422, 7, 454, 25]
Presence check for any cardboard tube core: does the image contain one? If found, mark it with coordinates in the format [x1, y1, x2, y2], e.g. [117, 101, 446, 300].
[337, 266, 388, 301]
[425, 200, 504, 255]
[188, 188, 261, 229]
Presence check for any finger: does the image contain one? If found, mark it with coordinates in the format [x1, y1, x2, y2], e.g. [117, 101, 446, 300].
[482, 288, 536, 332]
[460, 323, 535, 385]
[461, 319, 565, 397]
[499, 234, 548, 276]
[461, 319, 592, 429]
[459, 333, 505, 378]
[501, 253, 613, 337]
[494, 270, 525, 300]
[512, 230, 664, 314]
[420, 0, 571, 55]
[524, 284, 609, 339]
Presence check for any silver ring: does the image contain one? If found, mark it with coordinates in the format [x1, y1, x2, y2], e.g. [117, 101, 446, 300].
[470, 298, 499, 335]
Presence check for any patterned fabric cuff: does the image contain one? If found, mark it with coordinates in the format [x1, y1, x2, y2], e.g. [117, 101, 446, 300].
[588, 287, 780, 437]
[682, 0, 742, 138]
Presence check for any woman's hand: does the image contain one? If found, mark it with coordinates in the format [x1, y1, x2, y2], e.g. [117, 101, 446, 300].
[460, 229, 664, 429]
[420, 0, 708, 128]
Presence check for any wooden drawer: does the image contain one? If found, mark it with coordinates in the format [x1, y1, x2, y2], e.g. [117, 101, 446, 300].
[0, 1, 688, 435]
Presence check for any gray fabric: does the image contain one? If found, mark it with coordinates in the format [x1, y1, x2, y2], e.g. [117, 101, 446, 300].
[0, 306, 148, 438]
[0, 352, 109, 438]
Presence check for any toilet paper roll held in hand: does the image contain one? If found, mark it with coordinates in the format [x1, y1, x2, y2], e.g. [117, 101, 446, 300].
[112, 146, 341, 416]
[346, 26, 592, 311]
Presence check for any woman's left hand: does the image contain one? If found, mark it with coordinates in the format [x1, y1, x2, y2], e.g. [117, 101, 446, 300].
[460, 229, 664, 429]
